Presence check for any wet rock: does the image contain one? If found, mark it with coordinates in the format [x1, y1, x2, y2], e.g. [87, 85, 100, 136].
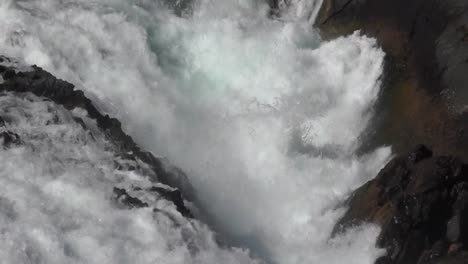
[0, 131, 21, 148]
[3, 69, 16, 80]
[427, 251, 468, 264]
[316, 0, 468, 161]
[113, 187, 148, 209]
[0, 57, 194, 218]
[408, 144, 433, 164]
[160, 0, 193, 17]
[335, 145, 468, 264]
[149, 186, 193, 218]
[447, 215, 462, 242]
[418, 240, 449, 264]
[114, 185, 193, 219]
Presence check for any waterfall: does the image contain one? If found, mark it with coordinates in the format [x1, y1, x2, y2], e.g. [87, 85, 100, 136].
[0, 0, 391, 263]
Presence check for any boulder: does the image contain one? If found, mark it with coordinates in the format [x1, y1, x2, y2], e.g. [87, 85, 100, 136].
[113, 187, 149, 209]
[0, 131, 21, 148]
[335, 145, 468, 263]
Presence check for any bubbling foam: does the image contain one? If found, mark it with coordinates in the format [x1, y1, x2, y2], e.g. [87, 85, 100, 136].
[0, 92, 260, 264]
[0, 0, 391, 263]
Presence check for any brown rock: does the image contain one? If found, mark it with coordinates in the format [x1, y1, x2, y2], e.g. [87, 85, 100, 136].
[315, 0, 468, 161]
[335, 145, 468, 264]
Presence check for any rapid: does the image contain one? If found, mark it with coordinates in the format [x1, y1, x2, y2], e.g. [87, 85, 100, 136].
[0, 0, 391, 263]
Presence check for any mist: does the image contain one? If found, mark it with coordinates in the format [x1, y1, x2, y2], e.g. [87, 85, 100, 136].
[0, 0, 391, 263]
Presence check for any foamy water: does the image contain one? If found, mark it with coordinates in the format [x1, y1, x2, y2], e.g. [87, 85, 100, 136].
[0, 0, 391, 263]
[0, 91, 260, 264]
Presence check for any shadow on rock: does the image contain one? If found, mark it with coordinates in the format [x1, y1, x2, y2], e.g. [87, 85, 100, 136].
[335, 145, 468, 264]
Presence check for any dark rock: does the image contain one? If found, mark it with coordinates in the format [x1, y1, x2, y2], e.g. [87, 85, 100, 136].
[427, 251, 468, 264]
[3, 69, 16, 80]
[0, 57, 195, 218]
[375, 256, 391, 264]
[149, 186, 193, 218]
[0, 131, 21, 148]
[113, 185, 193, 219]
[160, 0, 193, 17]
[408, 144, 433, 165]
[268, 0, 295, 17]
[316, 0, 468, 161]
[113, 187, 148, 209]
[318, 5, 468, 261]
[447, 215, 462, 242]
[335, 145, 468, 263]
[418, 240, 449, 264]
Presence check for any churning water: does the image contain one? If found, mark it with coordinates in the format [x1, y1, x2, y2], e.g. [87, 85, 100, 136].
[0, 0, 392, 263]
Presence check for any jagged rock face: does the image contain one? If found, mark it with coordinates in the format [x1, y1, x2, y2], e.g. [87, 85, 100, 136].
[0, 56, 268, 264]
[318, 3, 468, 260]
[0, 55, 194, 218]
[335, 145, 468, 264]
[316, 0, 468, 160]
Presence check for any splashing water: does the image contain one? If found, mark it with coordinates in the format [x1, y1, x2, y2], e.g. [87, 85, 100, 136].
[0, 0, 391, 263]
[0, 91, 260, 264]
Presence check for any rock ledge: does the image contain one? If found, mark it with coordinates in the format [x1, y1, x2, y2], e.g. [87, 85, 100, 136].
[336, 145, 468, 264]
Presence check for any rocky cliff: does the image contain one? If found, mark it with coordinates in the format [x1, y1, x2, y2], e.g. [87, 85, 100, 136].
[0, 56, 194, 218]
[335, 146, 468, 263]
[316, 1, 468, 263]
[316, 0, 468, 160]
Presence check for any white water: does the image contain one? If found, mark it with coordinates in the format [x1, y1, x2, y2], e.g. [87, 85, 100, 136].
[0, 92, 259, 264]
[0, 0, 391, 263]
